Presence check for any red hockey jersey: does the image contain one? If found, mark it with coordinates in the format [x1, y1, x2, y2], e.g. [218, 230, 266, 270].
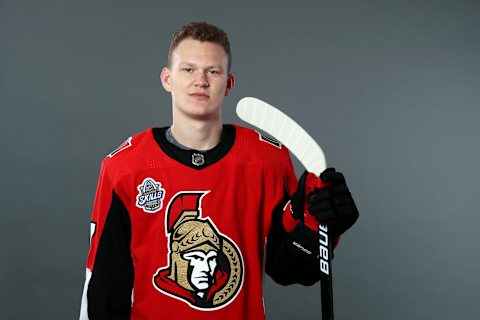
[80, 125, 303, 319]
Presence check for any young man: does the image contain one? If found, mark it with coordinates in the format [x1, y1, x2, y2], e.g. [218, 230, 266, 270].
[79, 22, 358, 319]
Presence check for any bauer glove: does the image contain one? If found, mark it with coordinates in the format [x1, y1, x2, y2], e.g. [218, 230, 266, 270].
[290, 168, 359, 236]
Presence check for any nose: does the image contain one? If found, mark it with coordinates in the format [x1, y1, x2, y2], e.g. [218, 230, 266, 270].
[198, 261, 209, 273]
[194, 71, 209, 87]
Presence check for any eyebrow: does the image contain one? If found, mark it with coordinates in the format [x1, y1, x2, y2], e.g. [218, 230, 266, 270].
[178, 62, 224, 70]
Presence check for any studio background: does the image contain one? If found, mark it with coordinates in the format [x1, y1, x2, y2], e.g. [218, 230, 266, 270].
[1, 0, 479, 319]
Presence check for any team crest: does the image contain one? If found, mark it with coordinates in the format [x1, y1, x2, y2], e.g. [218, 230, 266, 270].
[136, 178, 166, 213]
[153, 191, 244, 310]
[107, 137, 132, 158]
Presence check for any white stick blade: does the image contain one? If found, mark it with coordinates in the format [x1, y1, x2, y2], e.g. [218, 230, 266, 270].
[237, 97, 327, 176]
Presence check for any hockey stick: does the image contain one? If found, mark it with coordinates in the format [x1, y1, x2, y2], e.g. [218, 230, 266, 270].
[236, 97, 334, 320]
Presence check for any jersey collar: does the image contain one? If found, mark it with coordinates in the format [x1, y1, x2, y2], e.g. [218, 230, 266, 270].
[152, 125, 236, 170]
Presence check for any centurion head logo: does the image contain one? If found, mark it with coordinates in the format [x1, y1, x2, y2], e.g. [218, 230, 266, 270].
[153, 191, 244, 310]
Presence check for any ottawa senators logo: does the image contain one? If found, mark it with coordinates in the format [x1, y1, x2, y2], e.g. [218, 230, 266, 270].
[153, 191, 244, 310]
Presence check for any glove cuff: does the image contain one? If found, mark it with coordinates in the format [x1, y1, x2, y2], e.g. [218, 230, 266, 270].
[282, 200, 325, 233]
[282, 201, 300, 233]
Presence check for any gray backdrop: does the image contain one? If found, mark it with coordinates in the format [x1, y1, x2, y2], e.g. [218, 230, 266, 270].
[1, 0, 479, 319]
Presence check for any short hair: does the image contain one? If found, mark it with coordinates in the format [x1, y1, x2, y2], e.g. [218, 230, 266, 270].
[167, 22, 232, 72]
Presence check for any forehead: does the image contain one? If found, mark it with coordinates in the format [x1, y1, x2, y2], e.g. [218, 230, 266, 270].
[171, 38, 228, 67]
[184, 243, 219, 255]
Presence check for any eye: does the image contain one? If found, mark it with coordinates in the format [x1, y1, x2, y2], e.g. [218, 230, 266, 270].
[183, 67, 193, 72]
[208, 69, 220, 75]
[183, 253, 204, 261]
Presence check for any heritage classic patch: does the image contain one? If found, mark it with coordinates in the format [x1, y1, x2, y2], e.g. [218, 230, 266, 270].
[152, 191, 244, 311]
[135, 178, 166, 213]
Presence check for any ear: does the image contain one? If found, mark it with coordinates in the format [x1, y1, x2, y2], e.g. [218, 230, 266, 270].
[160, 67, 172, 92]
[224, 73, 235, 96]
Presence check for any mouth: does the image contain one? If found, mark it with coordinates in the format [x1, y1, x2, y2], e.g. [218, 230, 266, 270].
[190, 93, 209, 100]
[195, 274, 210, 281]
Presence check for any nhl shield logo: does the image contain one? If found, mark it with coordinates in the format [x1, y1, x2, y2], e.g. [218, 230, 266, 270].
[191, 152, 205, 166]
[136, 178, 166, 213]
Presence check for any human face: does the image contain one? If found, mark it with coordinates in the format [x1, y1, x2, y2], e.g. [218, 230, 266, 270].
[183, 250, 218, 290]
[161, 38, 235, 121]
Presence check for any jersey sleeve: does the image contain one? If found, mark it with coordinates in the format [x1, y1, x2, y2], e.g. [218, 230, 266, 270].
[265, 148, 324, 286]
[79, 161, 134, 319]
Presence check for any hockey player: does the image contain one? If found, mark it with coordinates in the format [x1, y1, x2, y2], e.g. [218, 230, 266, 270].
[79, 21, 359, 319]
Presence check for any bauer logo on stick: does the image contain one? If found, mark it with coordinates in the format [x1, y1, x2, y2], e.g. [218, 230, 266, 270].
[318, 224, 330, 276]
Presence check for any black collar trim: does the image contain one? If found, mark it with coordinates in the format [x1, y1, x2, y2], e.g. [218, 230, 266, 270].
[152, 125, 236, 170]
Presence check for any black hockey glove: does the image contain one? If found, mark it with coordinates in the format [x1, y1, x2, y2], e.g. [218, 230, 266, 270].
[291, 168, 359, 236]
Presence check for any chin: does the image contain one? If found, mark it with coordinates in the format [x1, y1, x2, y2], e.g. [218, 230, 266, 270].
[174, 100, 222, 120]
[187, 107, 221, 119]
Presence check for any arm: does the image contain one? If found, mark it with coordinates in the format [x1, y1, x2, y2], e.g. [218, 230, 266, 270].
[79, 163, 134, 320]
[265, 168, 358, 286]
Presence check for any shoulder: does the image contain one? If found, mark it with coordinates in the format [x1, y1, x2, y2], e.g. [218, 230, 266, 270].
[234, 125, 281, 147]
[233, 124, 287, 151]
[105, 129, 150, 158]
[100, 128, 160, 182]
[231, 124, 292, 166]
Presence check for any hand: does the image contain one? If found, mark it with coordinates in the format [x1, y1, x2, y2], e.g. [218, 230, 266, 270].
[291, 168, 359, 236]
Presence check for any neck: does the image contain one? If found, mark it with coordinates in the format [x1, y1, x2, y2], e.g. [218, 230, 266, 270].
[171, 113, 223, 151]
